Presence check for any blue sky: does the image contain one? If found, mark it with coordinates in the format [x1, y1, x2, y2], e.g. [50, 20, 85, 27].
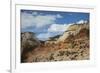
[21, 10, 89, 40]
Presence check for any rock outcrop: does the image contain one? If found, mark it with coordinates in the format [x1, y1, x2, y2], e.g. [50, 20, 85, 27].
[21, 23, 90, 63]
[57, 23, 89, 43]
[21, 32, 40, 62]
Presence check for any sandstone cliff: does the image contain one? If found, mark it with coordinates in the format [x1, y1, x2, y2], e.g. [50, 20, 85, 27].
[21, 32, 40, 62]
[21, 23, 90, 63]
[57, 23, 89, 43]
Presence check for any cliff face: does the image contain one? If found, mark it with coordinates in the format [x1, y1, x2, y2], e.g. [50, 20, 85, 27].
[57, 23, 89, 43]
[21, 23, 90, 63]
[21, 32, 40, 62]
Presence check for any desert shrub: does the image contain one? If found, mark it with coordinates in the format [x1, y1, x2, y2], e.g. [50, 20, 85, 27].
[34, 58, 38, 62]
[49, 35, 61, 41]
[65, 51, 70, 56]
[49, 53, 54, 60]
[67, 34, 74, 42]
[59, 51, 64, 56]
[70, 57, 76, 60]
[71, 43, 75, 49]
[71, 51, 77, 55]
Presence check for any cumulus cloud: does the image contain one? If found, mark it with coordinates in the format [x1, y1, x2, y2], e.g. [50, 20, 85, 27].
[48, 24, 66, 32]
[48, 23, 72, 32]
[33, 15, 56, 28]
[77, 20, 87, 24]
[21, 12, 62, 29]
[37, 23, 73, 40]
[32, 12, 38, 16]
[37, 33, 51, 40]
[56, 14, 63, 18]
[21, 12, 34, 29]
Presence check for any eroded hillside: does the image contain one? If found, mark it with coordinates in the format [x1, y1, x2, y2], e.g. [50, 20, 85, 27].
[21, 23, 89, 63]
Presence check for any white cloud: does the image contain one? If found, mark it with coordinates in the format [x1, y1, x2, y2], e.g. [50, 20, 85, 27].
[37, 33, 51, 40]
[56, 14, 63, 18]
[37, 23, 73, 40]
[21, 12, 63, 29]
[33, 15, 56, 28]
[32, 12, 38, 16]
[21, 12, 34, 29]
[77, 20, 87, 24]
[48, 23, 72, 32]
[37, 23, 74, 40]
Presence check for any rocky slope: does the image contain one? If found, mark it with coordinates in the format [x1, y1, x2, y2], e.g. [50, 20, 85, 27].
[21, 32, 40, 62]
[21, 23, 90, 63]
[57, 23, 89, 43]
